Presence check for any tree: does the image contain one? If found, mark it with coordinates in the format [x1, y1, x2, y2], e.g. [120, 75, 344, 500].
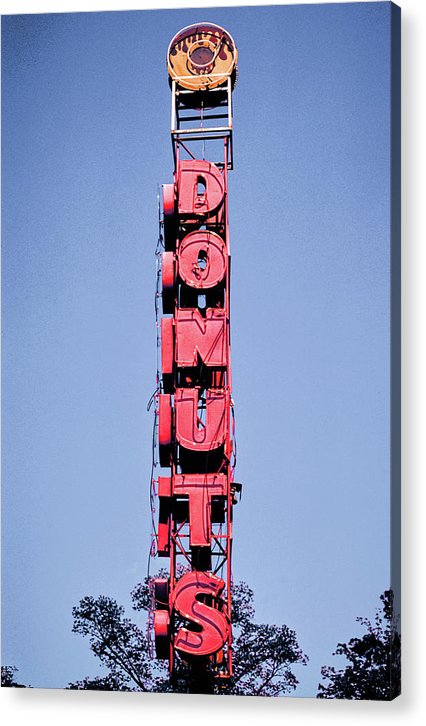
[67, 674, 132, 691]
[69, 574, 307, 695]
[317, 590, 401, 700]
[1, 665, 26, 688]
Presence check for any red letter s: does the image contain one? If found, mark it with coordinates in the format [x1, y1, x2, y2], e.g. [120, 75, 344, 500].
[172, 571, 230, 656]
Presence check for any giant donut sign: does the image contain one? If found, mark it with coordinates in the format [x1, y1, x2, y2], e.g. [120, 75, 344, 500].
[151, 23, 240, 687]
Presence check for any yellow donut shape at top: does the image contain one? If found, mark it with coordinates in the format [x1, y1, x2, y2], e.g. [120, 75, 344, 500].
[167, 22, 238, 91]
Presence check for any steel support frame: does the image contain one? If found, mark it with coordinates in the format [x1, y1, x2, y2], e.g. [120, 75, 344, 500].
[170, 77, 233, 170]
[154, 75, 236, 685]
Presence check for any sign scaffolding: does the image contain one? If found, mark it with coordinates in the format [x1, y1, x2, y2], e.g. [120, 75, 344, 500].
[150, 23, 240, 690]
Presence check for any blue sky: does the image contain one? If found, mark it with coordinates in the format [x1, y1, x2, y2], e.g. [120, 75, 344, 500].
[2, 2, 393, 696]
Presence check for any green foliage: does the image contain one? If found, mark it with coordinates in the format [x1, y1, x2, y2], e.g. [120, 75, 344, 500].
[67, 674, 132, 691]
[70, 594, 165, 692]
[317, 590, 401, 700]
[1, 665, 26, 688]
[231, 620, 306, 696]
[69, 575, 307, 695]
